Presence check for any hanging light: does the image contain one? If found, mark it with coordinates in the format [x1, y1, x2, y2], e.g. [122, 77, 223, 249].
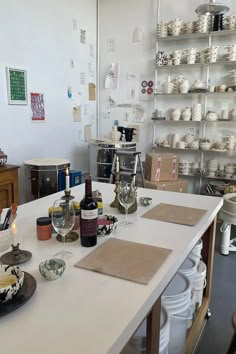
[195, 0, 229, 15]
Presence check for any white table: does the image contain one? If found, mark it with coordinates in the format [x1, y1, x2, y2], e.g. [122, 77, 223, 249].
[0, 183, 222, 354]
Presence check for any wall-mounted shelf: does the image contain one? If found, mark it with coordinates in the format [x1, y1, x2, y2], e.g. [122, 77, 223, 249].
[151, 118, 236, 125]
[154, 145, 236, 156]
[157, 29, 236, 42]
[154, 91, 236, 97]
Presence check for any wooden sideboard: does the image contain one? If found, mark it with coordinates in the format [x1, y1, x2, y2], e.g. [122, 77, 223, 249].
[0, 164, 19, 208]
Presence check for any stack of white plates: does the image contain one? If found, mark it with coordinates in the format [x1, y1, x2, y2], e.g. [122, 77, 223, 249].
[225, 45, 236, 62]
[179, 160, 192, 175]
[224, 16, 236, 31]
[195, 15, 211, 33]
[229, 69, 236, 86]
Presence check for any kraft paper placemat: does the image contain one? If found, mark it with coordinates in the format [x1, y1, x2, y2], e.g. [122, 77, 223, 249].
[141, 203, 207, 226]
[75, 238, 172, 285]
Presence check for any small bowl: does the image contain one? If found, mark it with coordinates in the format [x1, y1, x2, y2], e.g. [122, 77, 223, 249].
[97, 215, 118, 236]
[139, 197, 153, 207]
[0, 265, 24, 303]
[39, 259, 66, 281]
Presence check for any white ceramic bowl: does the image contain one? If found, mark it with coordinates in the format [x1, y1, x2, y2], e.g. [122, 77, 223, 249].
[0, 265, 24, 303]
[200, 142, 211, 150]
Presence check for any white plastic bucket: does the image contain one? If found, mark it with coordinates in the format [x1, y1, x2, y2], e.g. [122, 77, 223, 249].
[189, 239, 203, 267]
[132, 306, 170, 354]
[162, 272, 191, 354]
[178, 257, 197, 287]
[193, 260, 207, 312]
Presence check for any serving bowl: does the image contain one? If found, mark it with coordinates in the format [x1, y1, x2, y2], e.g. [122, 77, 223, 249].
[97, 215, 118, 236]
[139, 197, 153, 207]
[0, 265, 24, 303]
[39, 259, 66, 281]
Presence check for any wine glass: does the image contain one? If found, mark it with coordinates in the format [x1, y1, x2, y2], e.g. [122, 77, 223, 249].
[118, 180, 136, 226]
[51, 199, 75, 260]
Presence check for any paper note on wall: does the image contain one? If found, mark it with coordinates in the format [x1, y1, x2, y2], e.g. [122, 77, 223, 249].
[80, 72, 86, 85]
[89, 83, 96, 101]
[73, 105, 82, 122]
[105, 63, 120, 89]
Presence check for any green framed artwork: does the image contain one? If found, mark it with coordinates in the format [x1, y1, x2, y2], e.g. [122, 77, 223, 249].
[6, 67, 28, 105]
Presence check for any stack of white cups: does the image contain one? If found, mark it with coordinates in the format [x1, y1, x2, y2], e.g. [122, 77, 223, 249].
[185, 48, 197, 64]
[192, 104, 202, 121]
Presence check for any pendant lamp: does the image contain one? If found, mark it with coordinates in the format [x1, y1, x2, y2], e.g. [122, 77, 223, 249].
[195, 0, 229, 15]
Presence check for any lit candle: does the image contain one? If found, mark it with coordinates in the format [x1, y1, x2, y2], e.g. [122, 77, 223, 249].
[11, 222, 18, 246]
[65, 167, 70, 191]
[116, 157, 119, 173]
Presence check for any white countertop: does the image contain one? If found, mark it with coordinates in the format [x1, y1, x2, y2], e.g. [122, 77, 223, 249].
[0, 183, 222, 354]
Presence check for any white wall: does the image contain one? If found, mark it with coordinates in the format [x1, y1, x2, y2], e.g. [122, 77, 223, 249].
[0, 0, 97, 203]
[99, 0, 236, 157]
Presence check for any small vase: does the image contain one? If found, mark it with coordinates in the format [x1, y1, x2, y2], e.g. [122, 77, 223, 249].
[182, 107, 191, 121]
[172, 109, 181, 121]
[179, 79, 190, 94]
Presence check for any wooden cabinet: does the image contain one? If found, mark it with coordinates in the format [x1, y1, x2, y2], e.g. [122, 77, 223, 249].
[0, 165, 19, 208]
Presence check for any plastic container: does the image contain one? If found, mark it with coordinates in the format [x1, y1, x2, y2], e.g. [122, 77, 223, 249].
[162, 272, 192, 354]
[36, 217, 52, 241]
[132, 306, 170, 354]
[178, 257, 197, 286]
[193, 261, 207, 312]
[189, 239, 203, 266]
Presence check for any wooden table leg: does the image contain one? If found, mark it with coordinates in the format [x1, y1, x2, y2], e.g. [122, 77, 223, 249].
[146, 297, 161, 354]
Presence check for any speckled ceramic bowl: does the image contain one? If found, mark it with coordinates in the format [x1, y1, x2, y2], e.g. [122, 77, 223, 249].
[97, 215, 118, 236]
[139, 197, 153, 207]
[0, 265, 24, 303]
[39, 259, 66, 281]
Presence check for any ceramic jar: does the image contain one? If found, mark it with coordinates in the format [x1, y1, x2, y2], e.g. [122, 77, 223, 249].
[206, 111, 217, 121]
[171, 133, 180, 148]
[182, 107, 191, 121]
[172, 108, 181, 121]
[180, 79, 190, 94]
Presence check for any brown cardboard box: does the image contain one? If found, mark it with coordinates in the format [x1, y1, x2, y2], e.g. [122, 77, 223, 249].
[145, 153, 179, 182]
[144, 179, 188, 193]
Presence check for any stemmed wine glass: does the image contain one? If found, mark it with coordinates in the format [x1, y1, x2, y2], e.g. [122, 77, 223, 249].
[118, 180, 136, 226]
[51, 199, 75, 260]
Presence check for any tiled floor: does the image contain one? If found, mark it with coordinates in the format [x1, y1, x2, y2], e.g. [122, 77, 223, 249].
[195, 225, 236, 354]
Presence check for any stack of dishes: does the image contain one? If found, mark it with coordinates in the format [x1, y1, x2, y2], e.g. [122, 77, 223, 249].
[207, 159, 218, 177]
[162, 80, 175, 94]
[204, 46, 219, 63]
[195, 14, 211, 33]
[225, 45, 236, 62]
[224, 16, 236, 30]
[229, 69, 236, 87]
[179, 160, 192, 175]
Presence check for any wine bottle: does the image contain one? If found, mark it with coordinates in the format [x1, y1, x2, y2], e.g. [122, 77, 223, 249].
[80, 178, 98, 247]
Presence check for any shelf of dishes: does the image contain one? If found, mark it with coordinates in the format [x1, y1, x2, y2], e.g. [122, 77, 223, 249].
[156, 60, 236, 69]
[179, 159, 236, 180]
[157, 30, 236, 42]
[151, 106, 236, 123]
[156, 45, 236, 67]
[154, 145, 236, 155]
[157, 15, 236, 41]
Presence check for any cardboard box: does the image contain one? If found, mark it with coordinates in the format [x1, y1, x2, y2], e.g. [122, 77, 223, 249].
[144, 179, 188, 193]
[145, 153, 179, 182]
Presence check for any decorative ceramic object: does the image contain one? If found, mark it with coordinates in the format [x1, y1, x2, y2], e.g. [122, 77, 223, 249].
[171, 133, 180, 148]
[39, 259, 66, 281]
[185, 133, 195, 144]
[180, 80, 190, 93]
[97, 215, 118, 236]
[139, 197, 152, 207]
[0, 265, 24, 303]
[206, 111, 218, 121]
[182, 107, 191, 121]
[172, 109, 181, 121]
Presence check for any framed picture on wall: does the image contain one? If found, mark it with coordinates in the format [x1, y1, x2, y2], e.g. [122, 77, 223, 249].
[6, 67, 28, 105]
[30, 92, 45, 122]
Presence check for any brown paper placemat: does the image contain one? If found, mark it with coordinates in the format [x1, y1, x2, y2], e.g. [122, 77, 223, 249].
[75, 238, 172, 285]
[141, 203, 207, 226]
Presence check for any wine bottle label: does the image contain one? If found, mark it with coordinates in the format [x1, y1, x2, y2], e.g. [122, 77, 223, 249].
[81, 210, 98, 220]
[81, 209, 98, 237]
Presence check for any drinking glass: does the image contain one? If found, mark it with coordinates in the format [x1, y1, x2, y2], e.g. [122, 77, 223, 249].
[118, 180, 136, 226]
[51, 199, 75, 260]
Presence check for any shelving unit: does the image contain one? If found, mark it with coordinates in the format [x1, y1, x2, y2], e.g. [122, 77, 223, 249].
[153, 14, 236, 195]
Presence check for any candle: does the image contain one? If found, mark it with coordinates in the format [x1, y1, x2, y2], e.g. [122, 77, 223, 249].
[11, 222, 18, 246]
[65, 167, 70, 191]
[116, 157, 119, 173]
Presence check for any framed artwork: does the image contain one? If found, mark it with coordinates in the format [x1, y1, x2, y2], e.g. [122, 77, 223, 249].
[30, 93, 45, 122]
[6, 67, 28, 105]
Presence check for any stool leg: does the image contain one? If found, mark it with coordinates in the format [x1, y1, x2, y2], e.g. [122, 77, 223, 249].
[221, 222, 231, 256]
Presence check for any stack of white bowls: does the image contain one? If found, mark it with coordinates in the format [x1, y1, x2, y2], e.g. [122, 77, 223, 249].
[179, 160, 192, 175]
[195, 15, 211, 33]
[225, 135, 235, 151]
[192, 103, 202, 121]
[157, 20, 168, 38]
[185, 20, 195, 34]
[184, 48, 198, 64]
[204, 46, 219, 63]
[225, 16, 236, 30]
[225, 164, 235, 178]
[162, 80, 175, 94]
[225, 45, 236, 62]
[229, 69, 236, 86]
